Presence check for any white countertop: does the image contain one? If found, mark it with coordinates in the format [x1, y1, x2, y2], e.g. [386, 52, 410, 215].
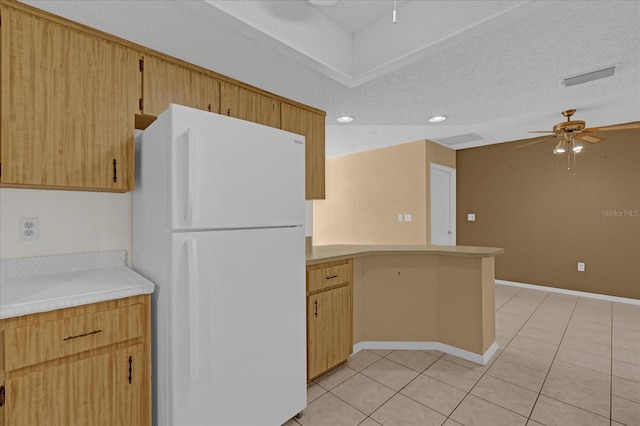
[0, 250, 155, 319]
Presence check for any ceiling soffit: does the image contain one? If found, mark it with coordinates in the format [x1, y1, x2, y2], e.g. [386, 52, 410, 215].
[203, 0, 534, 88]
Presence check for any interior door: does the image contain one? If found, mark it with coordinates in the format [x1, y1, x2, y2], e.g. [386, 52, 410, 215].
[430, 163, 456, 245]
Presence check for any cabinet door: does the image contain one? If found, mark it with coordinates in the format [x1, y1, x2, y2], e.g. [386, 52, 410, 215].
[307, 285, 352, 380]
[220, 81, 280, 128]
[281, 103, 325, 200]
[113, 344, 150, 426]
[0, 7, 140, 191]
[142, 55, 220, 116]
[3, 344, 148, 426]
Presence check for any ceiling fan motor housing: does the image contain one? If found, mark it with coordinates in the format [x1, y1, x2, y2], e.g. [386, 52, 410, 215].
[553, 120, 586, 133]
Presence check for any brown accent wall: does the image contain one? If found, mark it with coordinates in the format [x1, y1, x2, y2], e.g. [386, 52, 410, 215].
[457, 130, 640, 299]
[313, 140, 455, 245]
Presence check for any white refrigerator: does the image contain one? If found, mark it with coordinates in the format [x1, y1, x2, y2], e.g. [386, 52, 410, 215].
[133, 104, 307, 426]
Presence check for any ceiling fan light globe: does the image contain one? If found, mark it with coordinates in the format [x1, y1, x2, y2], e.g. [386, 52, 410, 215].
[553, 139, 567, 154]
[572, 144, 584, 153]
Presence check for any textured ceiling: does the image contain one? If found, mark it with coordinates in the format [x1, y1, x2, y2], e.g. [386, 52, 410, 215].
[21, 0, 640, 158]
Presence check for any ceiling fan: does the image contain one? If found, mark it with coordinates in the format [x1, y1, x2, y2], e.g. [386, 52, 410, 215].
[527, 109, 640, 154]
[520, 109, 640, 171]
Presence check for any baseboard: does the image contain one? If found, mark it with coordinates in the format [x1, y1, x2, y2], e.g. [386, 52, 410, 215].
[496, 279, 640, 306]
[352, 341, 499, 366]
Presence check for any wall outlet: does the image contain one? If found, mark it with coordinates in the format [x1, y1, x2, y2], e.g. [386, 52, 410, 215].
[468, 213, 476, 222]
[19, 217, 39, 241]
[577, 262, 585, 272]
[404, 214, 412, 222]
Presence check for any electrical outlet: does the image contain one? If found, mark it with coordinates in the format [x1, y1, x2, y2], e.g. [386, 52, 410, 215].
[404, 214, 412, 222]
[19, 217, 39, 241]
[577, 262, 585, 272]
[468, 213, 476, 222]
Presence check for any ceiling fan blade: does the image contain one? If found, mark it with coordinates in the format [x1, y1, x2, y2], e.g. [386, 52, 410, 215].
[584, 121, 640, 133]
[576, 133, 605, 144]
[515, 135, 555, 149]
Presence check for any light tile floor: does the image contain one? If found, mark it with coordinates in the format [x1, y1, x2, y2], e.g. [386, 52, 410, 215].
[284, 284, 640, 426]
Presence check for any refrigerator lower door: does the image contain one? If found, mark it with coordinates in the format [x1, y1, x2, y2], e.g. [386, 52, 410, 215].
[164, 226, 306, 426]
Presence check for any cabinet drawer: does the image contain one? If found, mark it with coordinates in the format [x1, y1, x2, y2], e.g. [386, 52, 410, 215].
[3, 303, 145, 371]
[308, 263, 350, 293]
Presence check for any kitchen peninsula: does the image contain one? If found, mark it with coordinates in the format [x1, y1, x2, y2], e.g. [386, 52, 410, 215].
[306, 244, 504, 374]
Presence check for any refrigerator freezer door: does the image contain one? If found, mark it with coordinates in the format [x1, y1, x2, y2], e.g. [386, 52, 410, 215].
[165, 226, 306, 426]
[166, 104, 305, 230]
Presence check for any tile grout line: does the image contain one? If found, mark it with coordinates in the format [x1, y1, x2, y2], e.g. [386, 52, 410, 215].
[525, 292, 580, 425]
[389, 287, 548, 424]
[357, 351, 448, 423]
[530, 297, 622, 423]
[311, 351, 448, 425]
[298, 290, 638, 426]
[473, 290, 557, 424]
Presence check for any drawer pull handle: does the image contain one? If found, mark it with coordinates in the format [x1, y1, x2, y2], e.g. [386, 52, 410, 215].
[326, 275, 338, 280]
[63, 329, 103, 341]
[0, 385, 4, 407]
[314, 300, 318, 317]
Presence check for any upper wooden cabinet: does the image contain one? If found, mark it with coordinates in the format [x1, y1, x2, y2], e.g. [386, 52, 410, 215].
[0, 1, 326, 197]
[220, 81, 280, 128]
[281, 103, 326, 200]
[141, 55, 220, 117]
[0, 5, 140, 191]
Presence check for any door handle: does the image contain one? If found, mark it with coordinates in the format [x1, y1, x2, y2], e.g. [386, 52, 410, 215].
[184, 129, 196, 225]
[186, 239, 200, 381]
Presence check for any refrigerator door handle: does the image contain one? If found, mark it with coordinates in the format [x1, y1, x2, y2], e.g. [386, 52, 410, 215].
[186, 238, 200, 381]
[184, 128, 196, 225]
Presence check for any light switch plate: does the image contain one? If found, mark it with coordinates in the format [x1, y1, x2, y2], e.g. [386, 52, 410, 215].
[468, 214, 476, 221]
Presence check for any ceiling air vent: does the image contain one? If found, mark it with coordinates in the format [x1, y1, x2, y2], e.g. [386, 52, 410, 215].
[436, 133, 484, 146]
[562, 65, 617, 87]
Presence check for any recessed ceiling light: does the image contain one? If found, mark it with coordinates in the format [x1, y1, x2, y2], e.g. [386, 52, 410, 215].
[337, 116, 354, 123]
[428, 115, 447, 123]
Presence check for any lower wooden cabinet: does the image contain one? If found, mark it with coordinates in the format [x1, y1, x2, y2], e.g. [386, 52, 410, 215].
[0, 295, 151, 426]
[306, 259, 353, 381]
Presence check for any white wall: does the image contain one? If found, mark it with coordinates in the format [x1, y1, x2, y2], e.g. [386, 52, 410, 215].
[0, 189, 311, 263]
[0, 189, 133, 263]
